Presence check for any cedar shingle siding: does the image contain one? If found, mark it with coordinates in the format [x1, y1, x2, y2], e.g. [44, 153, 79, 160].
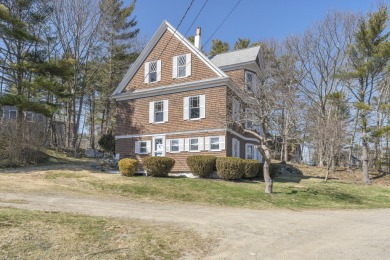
[113, 21, 262, 172]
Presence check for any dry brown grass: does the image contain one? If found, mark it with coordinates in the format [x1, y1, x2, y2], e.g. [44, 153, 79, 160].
[0, 207, 212, 259]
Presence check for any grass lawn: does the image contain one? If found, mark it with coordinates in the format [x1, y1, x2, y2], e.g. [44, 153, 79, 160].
[1, 165, 390, 210]
[0, 207, 210, 259]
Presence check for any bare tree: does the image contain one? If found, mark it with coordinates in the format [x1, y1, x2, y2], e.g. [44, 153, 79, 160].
[50, 0, 102, 156]
[286, 11, 356, 166]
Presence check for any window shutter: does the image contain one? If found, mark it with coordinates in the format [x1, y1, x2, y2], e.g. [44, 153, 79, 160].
[156, 60, 162, 82]
[144, 62, 150, 83]
[172, 56, 178, 78]
[185, 53, 191, 77]
[183, 97, 189, 120]
[149, 102, 154, 123]
[184, 138, 190, 151]
[198, 137, 204, 151]
[163, 100, 169, 122]
[135, 141, 140, 154]
[179, 138, 184, 152]
[146, 140, 152, 154]
[245, 144, 249, 159]
[204, 137, 210, 151]
[165, 139, 170, 153]
[220, 136, 225, 150]
[200, 95, 206, 119]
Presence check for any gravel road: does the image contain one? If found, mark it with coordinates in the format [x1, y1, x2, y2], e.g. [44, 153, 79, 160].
[1, 192, 389, 259]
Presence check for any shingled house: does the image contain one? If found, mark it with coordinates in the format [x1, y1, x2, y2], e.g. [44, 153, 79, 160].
[112, 21, 263, 172]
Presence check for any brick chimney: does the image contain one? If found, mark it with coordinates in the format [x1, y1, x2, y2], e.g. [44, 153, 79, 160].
[194, 27, 201, 49]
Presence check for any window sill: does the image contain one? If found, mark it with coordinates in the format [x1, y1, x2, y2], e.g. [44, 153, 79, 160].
[152, 121, 166, 124]
[168, 151, 181, 153]
[189, 150, 201, 153]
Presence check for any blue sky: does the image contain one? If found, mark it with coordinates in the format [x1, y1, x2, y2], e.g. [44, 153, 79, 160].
[127, 0, 384, 52]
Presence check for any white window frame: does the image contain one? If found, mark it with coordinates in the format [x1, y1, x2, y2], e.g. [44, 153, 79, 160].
[245, 70, 255, 91]
[183, 95, 205, 120]
[189, 138, 199, 152]
[144, 60, 161, 83]
[245, 108, 253, 129]
[135, 140, 151, 155]
[232, 138, 240, 158]
[169, 139, 180, 153]
[9, 110, 17, 119]
[210, 136, 220, 151]
[173, 53, 191, 78]
[149, 100, 168, 123]
[245, 143, 254, 159]
[185, 137, 204, 152]
[233, 98, 240, 123]
[152, 136, 165, 157]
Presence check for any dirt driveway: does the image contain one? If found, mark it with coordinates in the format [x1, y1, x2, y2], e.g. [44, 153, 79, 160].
[1, 192, 389, 259]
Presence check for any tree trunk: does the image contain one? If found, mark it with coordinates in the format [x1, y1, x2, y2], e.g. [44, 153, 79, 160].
[361, 135, 371, 184]
[261, 145, 273, 193]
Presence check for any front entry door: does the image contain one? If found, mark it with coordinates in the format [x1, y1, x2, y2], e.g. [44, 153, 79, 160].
[154, 137, 164, 156]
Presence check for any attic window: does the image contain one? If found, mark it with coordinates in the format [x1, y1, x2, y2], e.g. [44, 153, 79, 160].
[245, 71, 255, 91]
[173, 54, 191, 78]
[144, 60, 161, 83]
[149, 61, 158, 82]
[177, 55, 186, 77]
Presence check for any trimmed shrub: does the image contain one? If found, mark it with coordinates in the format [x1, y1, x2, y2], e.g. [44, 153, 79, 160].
[118, 158, 138, 176]
[143, 156, 175, 177]
[216, 157, 244, 180]
[243, 159, 260, 179]
[186, 155, 217, 178]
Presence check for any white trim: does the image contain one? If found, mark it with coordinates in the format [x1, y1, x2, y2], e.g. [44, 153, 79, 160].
[232, 138, 240, 158]
[116, 128, 260, 143]
[113, 77, 229, 101]
[116, 128, 226, 139]
[226, 129, 260, 143]
[209, 136, 222, 151]
[112, 20, 227, 96]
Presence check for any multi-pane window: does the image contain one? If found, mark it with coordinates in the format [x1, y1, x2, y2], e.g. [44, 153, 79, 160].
[190, 96, 200, 119]
[245, 71, 254, 91]
[140, 141, 147, 154]
[154, 101, 164, 122]
[9, 110, 17, 119]
[177, 55, 186, 78]
[149, 61, 158, 82]
[246, 144, 254, 159]
[232, 138, 240, 158]
[233, 98, 240, 123]
[190, 138, 199, 151]
[210, 137, 220, 150]
[245, 108, 253, 129]
[173, 54, 191, 78]
[170, 139, 180, 152]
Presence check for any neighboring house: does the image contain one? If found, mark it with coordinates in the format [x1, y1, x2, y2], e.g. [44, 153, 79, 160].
[0, 105, 67, 147]
[112, 21, 264, 172]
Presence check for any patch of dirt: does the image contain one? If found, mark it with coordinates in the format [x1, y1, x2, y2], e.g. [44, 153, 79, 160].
[0, 192, 389, 259]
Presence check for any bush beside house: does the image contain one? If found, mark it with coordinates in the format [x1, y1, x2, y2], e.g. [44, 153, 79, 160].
[186, 155, 217, 178]
[143, 157, 175, 177]
[216, 157, 244, 180]
[118, 158, 138, 176]
[243, 159, 260, 178]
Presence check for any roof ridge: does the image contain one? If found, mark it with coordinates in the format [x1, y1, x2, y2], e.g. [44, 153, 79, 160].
[209, 45, 260, 58]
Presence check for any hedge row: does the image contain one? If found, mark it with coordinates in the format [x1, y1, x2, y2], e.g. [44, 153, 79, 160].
[119, 155, 272, 180]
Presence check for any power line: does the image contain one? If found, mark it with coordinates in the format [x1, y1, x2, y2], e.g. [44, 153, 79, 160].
[202, 0, 242, 50]
[183, 0, 209, 37]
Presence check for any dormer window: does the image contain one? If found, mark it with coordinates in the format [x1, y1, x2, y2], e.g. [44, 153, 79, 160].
[173, 54, 191, 78]
[144, 60, 161, 83]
